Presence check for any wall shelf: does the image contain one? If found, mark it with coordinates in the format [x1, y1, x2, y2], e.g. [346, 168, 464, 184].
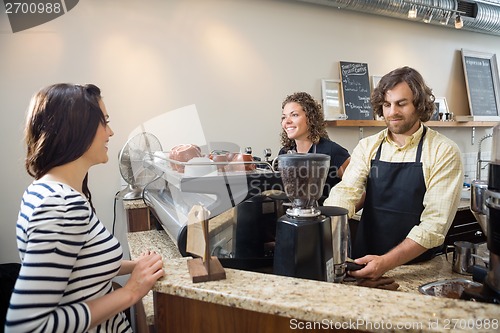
[326, 120, 498, 144]
[326, 120, 498, 128]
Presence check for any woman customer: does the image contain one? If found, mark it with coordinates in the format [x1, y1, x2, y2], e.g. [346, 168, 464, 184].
[279, 91, 351, 204]
[5, 83, 164, 332]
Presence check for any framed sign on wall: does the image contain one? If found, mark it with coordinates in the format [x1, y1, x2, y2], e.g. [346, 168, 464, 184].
[371, 75, 382, 92]
[461, 49, 500, 121]
[432, 97, 449, 121]
[321, 79, 346, 120]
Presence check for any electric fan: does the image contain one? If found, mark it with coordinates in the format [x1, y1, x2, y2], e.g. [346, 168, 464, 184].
[117, 132, 162, 200]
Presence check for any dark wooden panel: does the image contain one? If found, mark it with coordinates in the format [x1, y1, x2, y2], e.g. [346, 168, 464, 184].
[126, 207, 151, 232]
[154, 292, 363, 333]
[440, 209, 486, 255]
[134, 299, 153, 333]
[445, 210, 486, 244]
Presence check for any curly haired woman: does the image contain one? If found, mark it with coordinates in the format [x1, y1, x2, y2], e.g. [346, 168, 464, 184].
[279, 91, 351, 204]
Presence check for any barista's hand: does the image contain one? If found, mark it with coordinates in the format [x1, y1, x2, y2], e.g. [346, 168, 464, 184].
[347, 255, 390, 280]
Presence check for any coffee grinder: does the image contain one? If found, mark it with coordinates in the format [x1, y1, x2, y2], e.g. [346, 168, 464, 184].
[466, 123, 500, 304]
[273, 153, 349, 282]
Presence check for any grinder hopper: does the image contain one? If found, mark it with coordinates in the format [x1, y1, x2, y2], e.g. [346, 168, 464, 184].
[278, 153, 329, 216]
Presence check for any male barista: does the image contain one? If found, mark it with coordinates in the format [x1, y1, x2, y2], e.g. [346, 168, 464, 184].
[324, 66, 463, 279]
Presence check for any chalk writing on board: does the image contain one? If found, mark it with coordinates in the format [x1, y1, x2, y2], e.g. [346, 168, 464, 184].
[339, 61, 373, 120]
[464, 56, 497, 116]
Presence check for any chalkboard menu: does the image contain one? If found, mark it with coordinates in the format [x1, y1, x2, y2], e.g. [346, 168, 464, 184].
[461, 49, 500, 119]
[339, 61, 373, 120]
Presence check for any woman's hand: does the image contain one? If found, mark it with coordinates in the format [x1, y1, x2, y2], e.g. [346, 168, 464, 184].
[119, 250, 160, 275]
[136, 250, 157, 260]
[86, 252, 164, 329]
[123, 252, 164, 302]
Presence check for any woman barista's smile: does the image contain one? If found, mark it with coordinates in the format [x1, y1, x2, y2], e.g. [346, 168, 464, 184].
[281, 102, 309, 141]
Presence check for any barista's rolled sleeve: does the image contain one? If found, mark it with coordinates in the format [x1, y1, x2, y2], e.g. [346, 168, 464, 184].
[325, 125, 464, 249]
[408, 135, 463, 249]
[324, 133, 380, 217]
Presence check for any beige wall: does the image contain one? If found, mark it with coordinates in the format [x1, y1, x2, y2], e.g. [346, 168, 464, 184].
[1, 0, 499, 263]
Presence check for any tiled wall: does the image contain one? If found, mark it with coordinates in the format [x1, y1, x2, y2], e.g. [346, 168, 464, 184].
[462, 151, 491, 184]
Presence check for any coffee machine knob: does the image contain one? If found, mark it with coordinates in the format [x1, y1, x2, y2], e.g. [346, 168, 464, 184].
[263, 148, 272, 161]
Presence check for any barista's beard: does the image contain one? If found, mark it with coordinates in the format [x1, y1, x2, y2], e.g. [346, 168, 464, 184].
[385, 115, 420, 135]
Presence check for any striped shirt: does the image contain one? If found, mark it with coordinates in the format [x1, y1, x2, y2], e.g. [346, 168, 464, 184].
[324, 124, 464, 249]
[5, 181, 131, 333]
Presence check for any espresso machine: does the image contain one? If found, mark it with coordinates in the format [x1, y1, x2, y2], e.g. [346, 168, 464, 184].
[273, 153, 349, 283]
[466, 123, 500, 304]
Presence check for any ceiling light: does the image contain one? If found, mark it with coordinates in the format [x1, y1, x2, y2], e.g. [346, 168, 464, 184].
[408, 6, 417, 19]
[423, 9, 433, 23]
[455, 14, 463, 29]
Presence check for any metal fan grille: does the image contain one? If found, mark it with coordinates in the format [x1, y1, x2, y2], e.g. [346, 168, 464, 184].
[118, 132, 162, 187]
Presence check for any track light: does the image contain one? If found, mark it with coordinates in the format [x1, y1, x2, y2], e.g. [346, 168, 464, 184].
[423, 9, 433, 23]
[455, 14, 463, 29]
[405, 1, 465, 30]
[440, 11, 450, 25]
[408, 5, 417, 19]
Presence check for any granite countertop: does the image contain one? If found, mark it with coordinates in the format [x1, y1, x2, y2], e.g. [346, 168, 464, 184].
[128, 230, 499, 332]
[122, 199, 148, 210]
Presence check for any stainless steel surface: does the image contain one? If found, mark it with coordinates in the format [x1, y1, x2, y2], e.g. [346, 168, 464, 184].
[485, 188, 500, 293]
[476, 134, 492, 180]
[471, 180, 489, 214]
[467, 128, 500, 302]
[319, 206, 350, 282]
[472, 211, 489, 235]
[285, 207, 321, 217]
[493, 125, 500, 163]
[418, 278, 482, 298]
[467, 125, 500, 301]
[446, 241, 477, 274]
[330, 213, 349, 281]
[487, 188, 500, 209]
[472, 253, 490, 267]
[263, 148, 272, 162]
[485, 252, 500, 292]
[294, 0, 500, 36]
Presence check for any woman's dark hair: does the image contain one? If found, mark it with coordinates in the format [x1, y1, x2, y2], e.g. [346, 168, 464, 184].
[24, 83, 105, 208]
[371, 66, 435, 122]
[280, 92, 329, 150]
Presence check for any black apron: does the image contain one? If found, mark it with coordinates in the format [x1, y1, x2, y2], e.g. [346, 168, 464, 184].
[353, 126, 437, 263]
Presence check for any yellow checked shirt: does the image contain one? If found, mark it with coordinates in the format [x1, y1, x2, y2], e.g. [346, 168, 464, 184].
[324, 124, 464, 249]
